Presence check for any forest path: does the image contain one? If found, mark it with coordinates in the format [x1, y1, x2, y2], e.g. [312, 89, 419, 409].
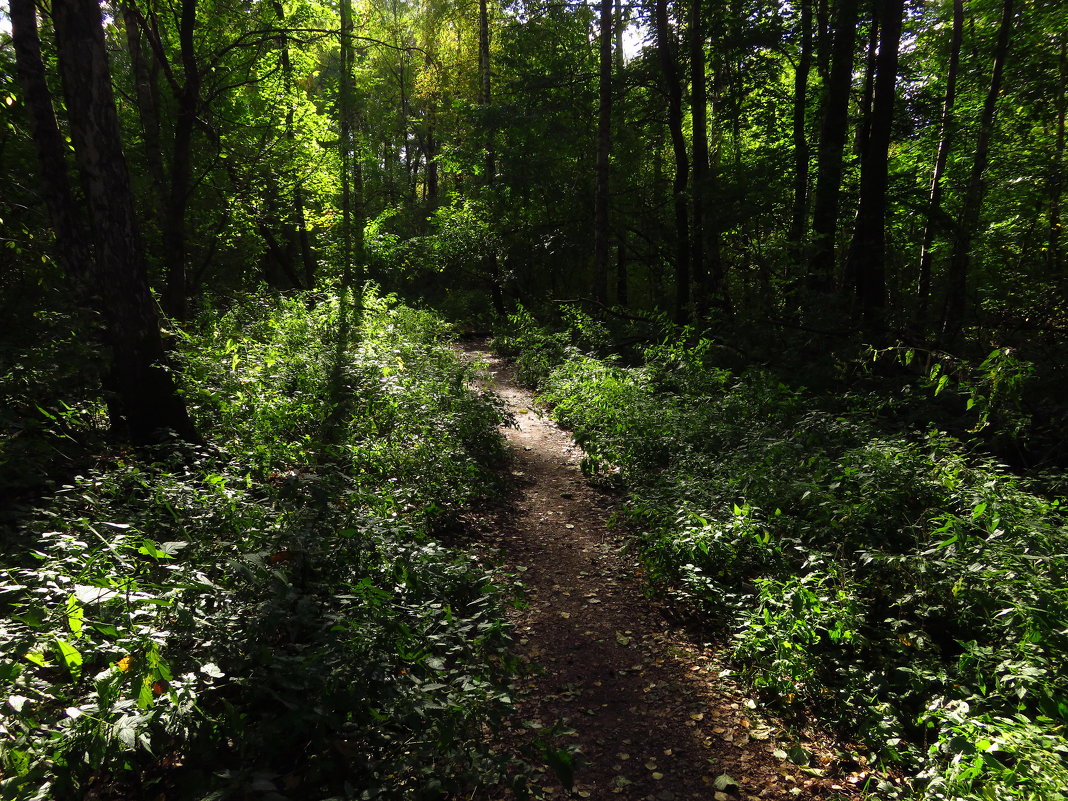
[460, 345, 869, 801]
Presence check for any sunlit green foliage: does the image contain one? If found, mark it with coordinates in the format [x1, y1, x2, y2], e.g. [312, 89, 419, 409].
[503, 311, 1068, 800]
[0, 291, 517, 800]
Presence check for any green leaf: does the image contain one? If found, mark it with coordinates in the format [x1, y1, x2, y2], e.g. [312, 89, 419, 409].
[66, 594, 84, 638]
[53, 638, 83, 678]
[138, 539, 172, 559]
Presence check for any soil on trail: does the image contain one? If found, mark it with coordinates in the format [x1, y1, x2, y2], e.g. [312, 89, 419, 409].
[461, 346, 882, 801]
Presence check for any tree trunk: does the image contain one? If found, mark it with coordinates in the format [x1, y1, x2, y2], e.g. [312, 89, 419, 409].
[808, 0, 860, 291]
[654, 0, 691, 323]
[593, 0, 613, 304]
[121, 4, 167, 215]
[788, 0, 813, 251]
[272, 0, 316, 289]
[916, 0, 963, 327]
[9, 0, 91, 286]
[1049, 36, 1066, 274]
[844, 0, 904, 330]
[339, 0, 355, 292]
[690, 0, 713, 315]
[941, 0, 1014, 343]
[49, 0, 198, 443]
[160, 0, 200, 321]
[854, 4, 879, 158]
[815, 0, 831, 84]
[479, 0, 504, 313]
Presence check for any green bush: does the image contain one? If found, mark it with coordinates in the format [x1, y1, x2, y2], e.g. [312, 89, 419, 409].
[0, 289, 518, 800]
[510, 326, 1068, 798]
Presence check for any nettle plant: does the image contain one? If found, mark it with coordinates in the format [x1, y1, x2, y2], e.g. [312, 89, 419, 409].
[1, 290, 518, 800]
[514, 324, 1068, 800]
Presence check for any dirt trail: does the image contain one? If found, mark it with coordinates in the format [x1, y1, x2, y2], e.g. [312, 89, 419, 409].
[462, 347, 876, 801]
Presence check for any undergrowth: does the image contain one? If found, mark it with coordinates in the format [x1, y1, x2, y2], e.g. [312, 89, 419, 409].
[495, 309, 1068, 801]
[0, 289, 522, 800]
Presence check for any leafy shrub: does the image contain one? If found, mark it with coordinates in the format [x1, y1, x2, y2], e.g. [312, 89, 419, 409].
[508, 327, 1068, 798]
[0, 289, 518, 799]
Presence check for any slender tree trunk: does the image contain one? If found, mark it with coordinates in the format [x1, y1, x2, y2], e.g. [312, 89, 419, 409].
[271, 0, 316, 288]
[808, 0, 860, 291]
[48, 0, 197, 443]
[815, 0, 831, 83]
[788, 0, 813, 251]
[654, 0, 691, 323]
[941, 0, 1014, 343]
[690, 0, 712, 315]
[593, 0, 613, 304]
[339, 0, 355, 292]
[158, 0, 200, 321]
[9, 0, 91, 286]
[478, 0, 504, 313]
[616, 233, 629, 307]
[844, 0, 904, 330]
[1049, 36, 1066, 274]
[854, 4, 879, 158]
[121, 5, 167, 212]
[613, 0, 628, 307]
[916, 0, 963, 327]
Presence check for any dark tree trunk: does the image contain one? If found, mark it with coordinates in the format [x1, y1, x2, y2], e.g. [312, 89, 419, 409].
[121, 4, 167, 213]
[272, 0, 316, 289]
[808, 0, 860, 291]
[1049, 36, 1066, 274]
[690, 0, 719, 315]
[479, 0, 504, 313]
[339, 0, 355, 291]
[844, 0, 904, 330]
[616, 233, 629, 307]
[49, 0, 198, 443]
[9, 0, 91, 286]
[916, 0, 963, 327]
[941, 0, 1015, 343]
[593, 0, 613, 304]
[815, 0, 831, 83]
[788, 0, 813, 251]
[160, 0, 200, 321]
[654, 0, 691, 323]
[854, 4, 880, 159]
[426, 127, 439, 202]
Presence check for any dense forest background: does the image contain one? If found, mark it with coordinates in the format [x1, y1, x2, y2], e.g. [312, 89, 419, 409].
[1, 0, 1067, 797]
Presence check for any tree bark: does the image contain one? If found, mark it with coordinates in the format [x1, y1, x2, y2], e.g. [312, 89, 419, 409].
[916, 0, 964, 327]
[690, 0, 717, 315]
[49, 0, 198, 443]
[844, 0, 904, 330]
[593, 0, 613, 304]
[788, 0, 813, 251]
[160, 0, 200, 321]
[1049, 35, 1066, 274]
[272, 0, 316, 289]
[479, 0, 504, 313]
[339, 0, 355, 292]
[654, 0, 691, 323]
[808, 0, 860, 291]
[854, 4, 880, 159]
[9, 0, 91, 286]
[941, 0, 1015, 343]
